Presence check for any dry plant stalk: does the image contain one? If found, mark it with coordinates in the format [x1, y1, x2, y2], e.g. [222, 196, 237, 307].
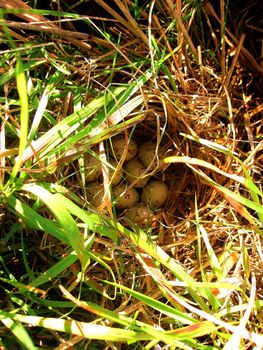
[0, 0, 92, 51]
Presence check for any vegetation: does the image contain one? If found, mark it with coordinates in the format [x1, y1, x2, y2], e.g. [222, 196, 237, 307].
[0, 0, 262, 349]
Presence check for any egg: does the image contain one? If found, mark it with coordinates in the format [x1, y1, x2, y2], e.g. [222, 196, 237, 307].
[141, 180, 168, 209]
[110, 135, 138, 161]
[86, 181, 104, 207]
[84, 152, 102, 182]
[108, 158, 123, 187]
[124, 205, 154, 228]
[124, 158, 149, 188]
[138, 141, 165, 171]
[113, 183, 139, 208]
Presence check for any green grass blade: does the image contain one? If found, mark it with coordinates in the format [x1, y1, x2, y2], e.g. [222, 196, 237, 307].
[30, 252, 78, 288]
[194, 199, 222, 310]
[199, 224, 223, 281]
[242, 166, 263, 226]
[7, 59, 28, 184]
[0, 317, 37, 350]
[45, 114, 143, 172]
[0, 312, 152, 343]
[7, 195, 68, 243]
[104, 280, 196, 325]
[114, 221, 210, 305]
[0, 277, 45, 297]
[57, 193, 118, 241]
[20, 229, 35, 282]
[0, 59, 46, 87]
[9, 296, 37, 316]
[21, 183, 89, 267]
[60, 286, 207, 347]
[20, 85, 127, 163]
[28, 70, 67, 142]
[151, 35, 178, 91]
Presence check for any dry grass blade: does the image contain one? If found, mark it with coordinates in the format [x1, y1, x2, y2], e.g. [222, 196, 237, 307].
[95, 0, 148, 44]
[0, 0, 57, 26]
[2, 20, 93, 40]
[165, 0, 198, 62]
[0, 0, 92, 51]
[223, 34, 246, 90]
[220, 0, 226, 78]
[205, 2, 263, 75]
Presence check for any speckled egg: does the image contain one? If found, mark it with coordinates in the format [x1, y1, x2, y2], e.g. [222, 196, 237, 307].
[138, 141, 165, 171]
[108, 158, 123, 187]
[110, 136, 138, 161]
[125, 158, 149, 188]
[113, 183, 140, 208]
[141, 180, 168, 209]
[86, 181, 104, 207]
[84, 152, 102, 182]
[124, 205, 154, 228]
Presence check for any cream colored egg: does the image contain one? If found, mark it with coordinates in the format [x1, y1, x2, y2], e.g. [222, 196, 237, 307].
[141, 180, 168, 209]
[113, 183, 139, 208]
[124, 158, 149, 188]
[108, 158, 123, 187]
[84, 153, 102, 182]
[110, 136, 138, 161]
[124, 205, 154, 228]
[138, 141, 165, 171]
[86, 181, 104, 207]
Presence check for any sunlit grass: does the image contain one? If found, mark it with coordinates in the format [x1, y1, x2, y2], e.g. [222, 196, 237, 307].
[0, 1, 262, 349]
